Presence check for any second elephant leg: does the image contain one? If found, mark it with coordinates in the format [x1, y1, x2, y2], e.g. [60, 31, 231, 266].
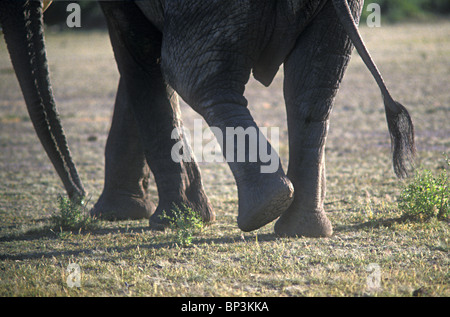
[275, 0, 359, 237]
[92, 79, 154, 220]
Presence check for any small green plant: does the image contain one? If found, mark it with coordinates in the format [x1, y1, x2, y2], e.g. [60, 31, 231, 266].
[160, 203, 204, 247]
[51, 195, 97, 232]
[399, 158, 449, 221]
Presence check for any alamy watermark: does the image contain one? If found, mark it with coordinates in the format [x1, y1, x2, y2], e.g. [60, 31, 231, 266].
[366, 3, 382, 28]
[171, 119, 280, 174]
[60, 2, 382, 29]
[366, 263, 382, 292]
[58, 0, 382, 174]
[66, 263, 81, 288]
[66, 3, 81, 28]
[63, 261, 383, 293]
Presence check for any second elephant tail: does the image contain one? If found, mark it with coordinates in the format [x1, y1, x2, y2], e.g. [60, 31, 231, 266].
[332, 0, 416, 179]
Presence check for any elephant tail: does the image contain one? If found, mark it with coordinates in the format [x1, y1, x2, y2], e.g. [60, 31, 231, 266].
[0, 1, 86, 200]
[332, 0, 415, 178]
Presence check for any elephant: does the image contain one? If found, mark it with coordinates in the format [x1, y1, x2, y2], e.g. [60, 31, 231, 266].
[1, 0, 415, 237]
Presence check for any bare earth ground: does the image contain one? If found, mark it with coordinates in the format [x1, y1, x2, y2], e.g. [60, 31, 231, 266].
[0, 21, 448, 296]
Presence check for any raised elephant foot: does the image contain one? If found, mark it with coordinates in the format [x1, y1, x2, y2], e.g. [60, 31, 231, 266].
[274, 206, 333, 238]
[237, 175, 294, 232]
[90, 192, 155, 220]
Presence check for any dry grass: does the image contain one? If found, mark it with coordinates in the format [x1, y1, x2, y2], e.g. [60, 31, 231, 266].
[0, 21, 449, 297]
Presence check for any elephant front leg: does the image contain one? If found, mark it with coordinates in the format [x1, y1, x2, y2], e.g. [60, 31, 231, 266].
[91, 79, 155, 220]
[275, 0, 358, 237]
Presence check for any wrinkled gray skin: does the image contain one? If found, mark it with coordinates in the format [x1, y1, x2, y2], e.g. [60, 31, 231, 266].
[2, 0, 415, 237]
[0, 0, 85, 201]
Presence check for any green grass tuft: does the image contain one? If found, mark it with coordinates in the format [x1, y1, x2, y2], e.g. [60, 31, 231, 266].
[399, 157, 449, 221]
[160, 203, 205, 247]
[51, 195, 98, 232]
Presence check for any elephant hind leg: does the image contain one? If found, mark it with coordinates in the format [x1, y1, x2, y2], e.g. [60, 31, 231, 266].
[275, 0, 361, 237]
[202, 103, 294, 232]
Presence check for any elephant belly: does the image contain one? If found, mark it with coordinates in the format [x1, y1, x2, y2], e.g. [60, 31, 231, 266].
[253, 0, 328, 87]
[135, 0, 327, 95]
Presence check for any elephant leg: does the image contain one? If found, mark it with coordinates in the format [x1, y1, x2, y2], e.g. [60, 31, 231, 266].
[91, 79, 155, 220]
[99, 2, 214, 228]
[275, 1, 361, 237]
[201, 102, 294, 232]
